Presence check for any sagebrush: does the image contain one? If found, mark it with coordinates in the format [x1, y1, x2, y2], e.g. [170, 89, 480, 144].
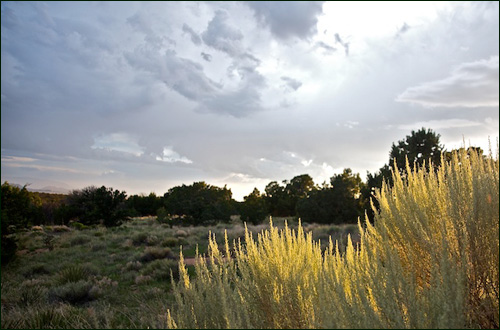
[168, 148, 499, 329]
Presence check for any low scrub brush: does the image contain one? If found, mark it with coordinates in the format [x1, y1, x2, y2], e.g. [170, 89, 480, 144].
[167, 148, 499, 329]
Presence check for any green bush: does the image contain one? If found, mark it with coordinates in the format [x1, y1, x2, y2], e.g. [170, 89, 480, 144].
[70, 222, 88, 230]
[48, 280, 99, 305]
[156, 206, 171, 225]
[55, 264, 97, 285]
[138, 247, 174, 263]
[141, 259, 179, 281]
[18, 307, 65, 329]
[167, 148, 499, 329]
[1, 212, 18, 265]
[19, 285, 48, 307]
[161, 237, 179, 247]
[69, 235, 91, 246]
[131, 232, 148, 245]
[21, 262, 53, 278]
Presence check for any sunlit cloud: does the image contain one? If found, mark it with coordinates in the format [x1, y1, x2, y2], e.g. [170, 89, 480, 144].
[155, 146, 193, 164]
[91, 133, 145, 157]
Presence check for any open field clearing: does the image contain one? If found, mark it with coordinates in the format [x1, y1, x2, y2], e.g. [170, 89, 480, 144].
[1, 217, 357, 328]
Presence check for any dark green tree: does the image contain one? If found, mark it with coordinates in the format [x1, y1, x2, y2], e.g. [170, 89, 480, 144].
[65, 185, 129, 227]
[126, 192, 163, 217]
[1, 182, 43, 228]
[389, 127, 444, 173]
[163, 182, 234, 225]
[264, 181, 288, 216]
[1, 182, 44, 264]
[297, 169, 364, 224]
[264, 174, 315, 217]
[240, 188, 268, 225]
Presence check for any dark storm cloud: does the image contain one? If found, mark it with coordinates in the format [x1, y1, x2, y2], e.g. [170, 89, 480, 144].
[125, 48, 220, 102]
[245, 1, 324, 40]
[182, 23, 202, 45]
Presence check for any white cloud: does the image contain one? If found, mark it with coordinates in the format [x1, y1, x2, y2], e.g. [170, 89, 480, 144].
[397, 119, 482, 130]
[155, 146, 193, 164]
[396, 56, 499, 108]
[91, 133, 144, 157]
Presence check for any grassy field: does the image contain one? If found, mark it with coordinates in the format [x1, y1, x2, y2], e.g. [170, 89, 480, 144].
[1, 216, 358, 329]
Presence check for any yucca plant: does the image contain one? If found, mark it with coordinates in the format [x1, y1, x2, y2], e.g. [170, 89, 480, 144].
[167, 147, 498, 329]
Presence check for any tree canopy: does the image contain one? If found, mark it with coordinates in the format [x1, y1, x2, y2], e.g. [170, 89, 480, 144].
[163, 182, 234, 224]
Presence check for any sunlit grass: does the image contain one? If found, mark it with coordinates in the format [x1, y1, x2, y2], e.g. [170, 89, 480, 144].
[168, 148, 499, 329]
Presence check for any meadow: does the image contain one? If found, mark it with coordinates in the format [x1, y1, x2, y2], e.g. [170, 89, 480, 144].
[0, 216, 358, 328]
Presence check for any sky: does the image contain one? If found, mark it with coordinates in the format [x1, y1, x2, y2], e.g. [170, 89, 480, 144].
[1, 1, 499, 201]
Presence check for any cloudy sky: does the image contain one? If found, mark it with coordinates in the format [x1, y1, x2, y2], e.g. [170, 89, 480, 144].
[1, 1, 498, 200]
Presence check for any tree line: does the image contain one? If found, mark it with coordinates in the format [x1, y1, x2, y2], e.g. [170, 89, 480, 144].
[1, 128, 486, 263]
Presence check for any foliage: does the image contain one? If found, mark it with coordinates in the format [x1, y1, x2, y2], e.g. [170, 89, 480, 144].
[363, 128, 444, 221]
[1, 211, 18, 265]
[239, 188, 267, 225]
[264, 174, 315, 217]
[55, 264, 97, 285]
[167, 148, 499, 329]
[1, 182, 38, 264]
[126, 192, 163, 217]
[163, 181, 234, 224]
[138, 247, 175, 263]
[156, 206, 173, 226]
[65, 185, 130, 227]
[389, 127, 444, 173]
[48, 280, 100, 305]
[1, 182, 41, 229]
[31, 192, 68, 225]
[297, 169, 365, 224]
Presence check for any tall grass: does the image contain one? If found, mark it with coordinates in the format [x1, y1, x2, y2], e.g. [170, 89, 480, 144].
[167, 148, 499, 329]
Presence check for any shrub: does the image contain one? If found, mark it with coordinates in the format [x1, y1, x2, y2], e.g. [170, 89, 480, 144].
[22, 262, 53, 278]
[19, 307, 65, 329]
[90, 242, 107, 252]
[161, 237, 179, 247]
[138, 247, 174, 263]
[135, 274, 152, 285]
[48, 280, 99, 305]
[131, 232, 149, 245]
[141, 259, 179, 281]
[1, 212, 18, 265]
[123, 260, 143, 272]
[55, 264, 97, 285]
[70, 221, 88, 230]
[175, 230, 188, 238]
[51, 225, 71, 232]
[167, 148, 499, 329]
[19, 284, 48, 306]
[156, 206, 171, 225]
[69, 235, 91, 246]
